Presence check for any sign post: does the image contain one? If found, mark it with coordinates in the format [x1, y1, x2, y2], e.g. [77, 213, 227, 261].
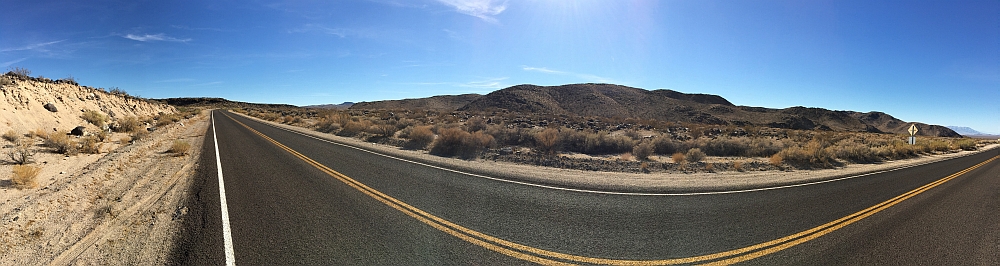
[908, 124, 918, 145]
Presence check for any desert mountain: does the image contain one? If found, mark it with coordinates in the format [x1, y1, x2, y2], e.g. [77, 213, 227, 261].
[0, 72, 175, 134]
[350, 94, 481, 111]
[946, 126, 985, 136]
[350, 83, 960, 137]
[154, 97, 298, 110]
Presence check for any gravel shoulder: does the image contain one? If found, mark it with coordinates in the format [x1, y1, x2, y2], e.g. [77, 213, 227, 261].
[234, 111, 999, 193]
[0, 110, 209, 265]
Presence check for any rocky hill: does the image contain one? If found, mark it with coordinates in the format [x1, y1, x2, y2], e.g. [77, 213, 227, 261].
[349, 83, 961, 137]
[350, 94, 481, 111]
[303, 102, 354, 109]
[0, 72, 175, 134]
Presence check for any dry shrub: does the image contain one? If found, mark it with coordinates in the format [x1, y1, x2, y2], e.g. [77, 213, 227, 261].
[168, 140, 191, 156]
[652, 137, 681, 155]
[685, 148, 706, 163]
[119, 136, 131, 144]
[632, 141, 654, 161]
[534, 128, 560, 154]
[769, 153, 784, 166]
[114, 116, 142, 133]
[955, 139, 977, 151]
[44, 131, 77, 155]
[465, 116, 488, 132]
[337, 120, 372, 137]
[430, 128, 494, 159]
[81, 110, 108, 127]
[155, 113, 182, 127]
[830, 142, 879, 163]
[29, 128, 48, 139]
[404, 126, 435, 149]
[94, 130, 109, 142]
[672, 152, 685, 164]
[620, 152, 634, 161]
[131, 130, 150, 142]
[367, 123, 398, 138]
[6, 140, 35, 164]
[733, 160, 745, 172]
[640, 162, 650, 173]
[282, 115, 295, 124]
[79, 136, 102, 154]
[3, 130, 20, 142]
[314, 115, 341, 133]
[12, 165, 41, 189]
[705, 163, 714, 172]
[775, 141, 836, 168]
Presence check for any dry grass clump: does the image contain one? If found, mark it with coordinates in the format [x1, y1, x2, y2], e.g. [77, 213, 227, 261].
[337, 119, 372, 137]
[43, 131, 77, 155]
[733, 160, 745, 172]
[113, 116, 143, 133]
[367, 123, 398, 138]
[11, 165, 41, 189]
[130, 130, 150, 142]
[430, 127, 494, 159]
[685, 148, 706, 163]
[167, 140, 191, 156]
[79, 136, 102, 154]
[81, 110, 108, 127]
[672, 152, 685, 164]
[769, 153, 783, 167]
[155, 113, 182, 127]
[3, 130, 20, 142]
[955, 139, 977, 151]
[29, 128, 49, 139]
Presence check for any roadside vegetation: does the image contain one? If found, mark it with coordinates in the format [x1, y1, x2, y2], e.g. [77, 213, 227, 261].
[234, 107, 993, 173]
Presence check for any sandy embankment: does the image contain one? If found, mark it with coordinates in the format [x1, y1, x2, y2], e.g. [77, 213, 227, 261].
[234, 111, 998, 193]
[0, 110, 209, 265]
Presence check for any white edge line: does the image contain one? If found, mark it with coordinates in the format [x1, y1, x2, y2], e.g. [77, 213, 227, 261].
[213, 111, 237, 265]
[229, 111, 989, 197]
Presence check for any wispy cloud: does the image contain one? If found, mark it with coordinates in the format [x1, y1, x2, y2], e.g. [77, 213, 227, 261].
[402, 77, 509, 90]
[192, 81, 222, 86]
[436, 0, 507, 23]
[289, 24, 377, 38]
[1, 58, 28, 68]
[122, 33, 192, 42]
[522, 66, 613, 83]
[154, 78, 195, 83]
[1, 40, 65, 52]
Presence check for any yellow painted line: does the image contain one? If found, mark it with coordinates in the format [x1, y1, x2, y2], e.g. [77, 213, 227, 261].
[220, 112, 999, 265]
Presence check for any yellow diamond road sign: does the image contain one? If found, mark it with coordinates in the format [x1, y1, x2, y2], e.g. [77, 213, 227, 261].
[908, 124, 918, 136]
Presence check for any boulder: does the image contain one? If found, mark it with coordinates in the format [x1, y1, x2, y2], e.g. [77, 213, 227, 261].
[71, 126, 86, 136]
[44, 103, 58, 112]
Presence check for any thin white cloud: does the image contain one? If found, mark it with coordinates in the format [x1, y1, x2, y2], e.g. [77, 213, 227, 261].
[122, 33, 192, 42]
[436, 0, 507, 23]
[154, 78, 195, 83]
[1, 58, 28, 68]
[522, 65, 613, 83]
[289, 24, 376, 38]
[1, 40, 65, 52]
[192, 81, 222, 86]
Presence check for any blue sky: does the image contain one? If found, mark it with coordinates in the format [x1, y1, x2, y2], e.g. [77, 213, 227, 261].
[2, 0, 998, 133]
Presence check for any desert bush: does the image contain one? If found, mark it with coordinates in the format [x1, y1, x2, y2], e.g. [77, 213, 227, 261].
[572, 131, 635, 155]
[44, 131, 77, 155]
[632, 141, 654, 161]
[12, 165, 41, 189]
[488, 126, 532, 147]
[652, 137, 681, 155]
[698, 137, 749, 157]
[155, 113, 182, 127]
[94, 130, 109, 142]
[337, 120, 372, 137]
[775, 141, 836, 168]
[685, 148, 706, 163]
[746, 138, 784, 157]
[534, 128, 560, 154]
[830, 142, 879, 164]
[368, 123, 398, 138]
[733, 160, 745, 172]
[79, 136, 102, 154]
[111, 116, 142, 133]
[29, 128, 49, 139]
[282, 115, 295, 124]
[928, 140, 950, 152]
[465, 116, 488, 132]
[955, 139, 977, 151]
[3, 130, 20, 143]
[404, 125, 435, 149]
[620, 152, 634, 161]
[7, 66, 30, 78]
[6, 140, 35, 164]
[314, 115, 341, 133]
[167, 140, 190, 156]
[769, 153, 783, 166]
[672, 152, 685, 164]
[705, 163, 714, 172]
[81, 110, 108, 127]
[430, 128, 493, 159]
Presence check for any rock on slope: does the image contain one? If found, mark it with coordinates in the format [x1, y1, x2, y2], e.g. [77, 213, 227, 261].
[0, 73, 175, 134]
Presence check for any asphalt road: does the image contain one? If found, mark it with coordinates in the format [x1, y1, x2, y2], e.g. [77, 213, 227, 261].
[171, 110, 1000, 265]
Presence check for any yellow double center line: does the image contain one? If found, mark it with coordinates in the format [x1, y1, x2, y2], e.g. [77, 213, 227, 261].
[222, 112, 999, 265]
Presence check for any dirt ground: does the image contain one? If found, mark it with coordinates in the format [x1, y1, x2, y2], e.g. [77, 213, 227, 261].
[0, 110, 209, 265]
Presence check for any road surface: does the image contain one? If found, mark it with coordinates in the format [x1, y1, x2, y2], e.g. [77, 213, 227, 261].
[170, 110, 1000, 265]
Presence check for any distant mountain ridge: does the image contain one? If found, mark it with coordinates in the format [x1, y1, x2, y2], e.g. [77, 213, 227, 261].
[303, 102, 354, 109]
[348, 83, 961, 137]
[946, 126, 984, 136]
